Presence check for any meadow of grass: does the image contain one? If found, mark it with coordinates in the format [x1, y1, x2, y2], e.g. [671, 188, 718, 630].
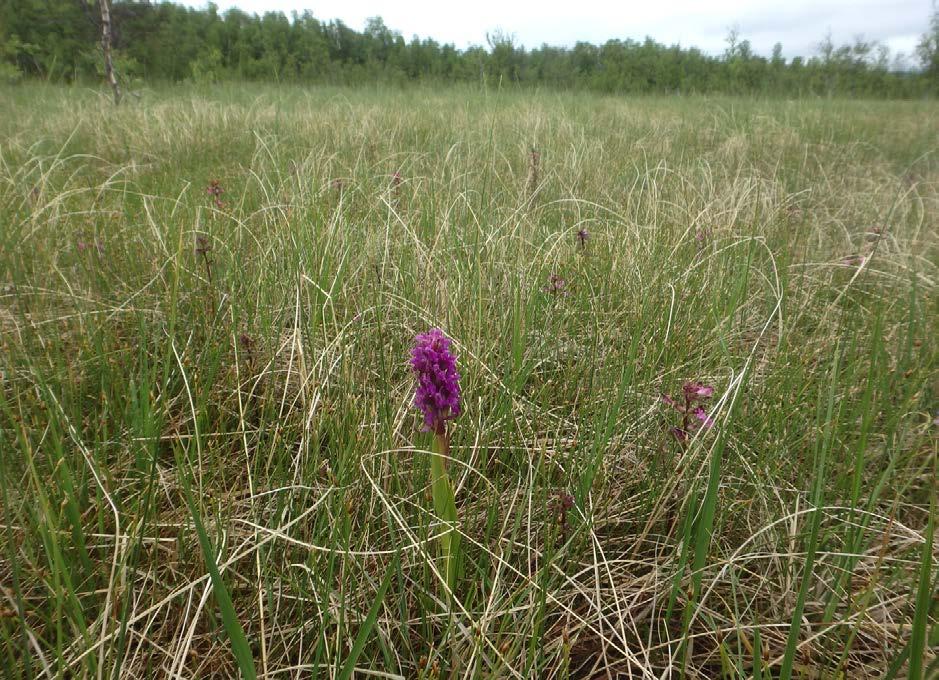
[0, 83, 936, 678]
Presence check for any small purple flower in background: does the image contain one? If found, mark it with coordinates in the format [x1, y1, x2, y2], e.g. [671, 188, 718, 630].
[554, 491, 574, 520]
[544, 273, 568, 296]
[683, 381, 714, 399]
[662, 380, 716, 442]
[390, 171, 404, 197]
[842, 254, 866, 267]
[206, 179, 225, 209]
[195, 236, 212, 255]
[554, 491, 575, 535]
[77, 239, 104, 255]
[410, 328, 461, 434]
[551, 491, 576, 544]
[695, 228, 710, 250]
[577, 228, 589, 249]
[692, 407, 715, 428]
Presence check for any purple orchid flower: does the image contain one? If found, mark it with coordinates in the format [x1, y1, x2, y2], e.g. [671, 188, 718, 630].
[663, 380, 717, 442]
[410, 328, 461, 434]
[684, 381, 714, 399]
[692, 407, 715, 428]
[544, 274, 568, 296]
[77, 239, 104, 255]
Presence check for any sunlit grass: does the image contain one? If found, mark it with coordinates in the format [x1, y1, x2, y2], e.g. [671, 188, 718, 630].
[0, 83, 936, 678]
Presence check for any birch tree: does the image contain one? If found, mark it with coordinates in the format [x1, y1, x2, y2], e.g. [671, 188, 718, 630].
[97, 0, 121, 104]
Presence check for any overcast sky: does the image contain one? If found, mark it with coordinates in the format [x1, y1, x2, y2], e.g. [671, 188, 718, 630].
[198, 0, 930, 64]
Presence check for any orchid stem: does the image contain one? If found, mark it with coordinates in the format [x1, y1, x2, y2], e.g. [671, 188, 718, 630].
[431, 430, 460, 597]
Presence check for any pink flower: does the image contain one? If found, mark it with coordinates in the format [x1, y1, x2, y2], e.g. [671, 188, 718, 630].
[662, 380, 716, 442]
[683, 382, 714, 399]
[206, 180, 225, 209]
[692, 407, 715, 428]
[77, 239, 104, 255]
[195, 236, 212, 255]
[544, 274, 568, 296]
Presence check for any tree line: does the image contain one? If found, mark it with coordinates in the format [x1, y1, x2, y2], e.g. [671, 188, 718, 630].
[2, 0, 938, 97]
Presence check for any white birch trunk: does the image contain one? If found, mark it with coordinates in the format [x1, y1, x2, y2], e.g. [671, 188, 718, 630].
[99, 0, 121, 105]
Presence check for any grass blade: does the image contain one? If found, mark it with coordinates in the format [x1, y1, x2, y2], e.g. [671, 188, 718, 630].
[180, 478, 258, 680]
[907, 455, 936, 680]
[338, 559, 396, 680]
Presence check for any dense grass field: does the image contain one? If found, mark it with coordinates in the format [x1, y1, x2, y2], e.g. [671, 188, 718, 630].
[0, 83, 936, 678]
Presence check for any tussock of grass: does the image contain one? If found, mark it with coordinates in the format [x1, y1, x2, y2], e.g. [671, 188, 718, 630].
[0, 84, 936, 678]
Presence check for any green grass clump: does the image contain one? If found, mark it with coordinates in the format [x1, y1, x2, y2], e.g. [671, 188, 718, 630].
[0, 83, 936, 678]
